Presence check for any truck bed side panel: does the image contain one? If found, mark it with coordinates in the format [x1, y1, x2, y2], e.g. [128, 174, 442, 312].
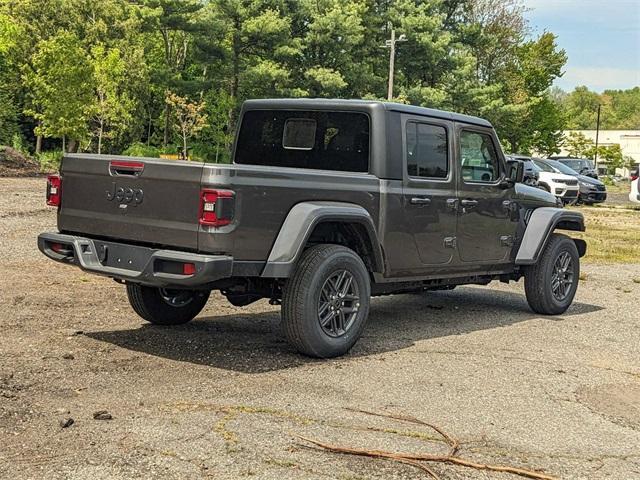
[199, 164, 381, 261]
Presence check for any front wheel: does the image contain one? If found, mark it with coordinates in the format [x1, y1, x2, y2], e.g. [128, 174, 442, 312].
[281, 244, 371, 358]
[126, 284, 210, 325]
[524, 233, 579, 315]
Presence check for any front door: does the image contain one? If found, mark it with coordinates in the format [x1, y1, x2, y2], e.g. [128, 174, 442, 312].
[455, 126, 517, 264]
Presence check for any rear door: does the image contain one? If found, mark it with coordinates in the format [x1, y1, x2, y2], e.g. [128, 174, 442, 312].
[455, 125, 517, 263]
[391, 115, 458, 276]
[58, 155, 204, 250]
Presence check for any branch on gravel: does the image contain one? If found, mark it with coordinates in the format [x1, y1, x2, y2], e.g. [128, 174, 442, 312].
[294, 409, 558, 480]
[346, 407, 460, 455]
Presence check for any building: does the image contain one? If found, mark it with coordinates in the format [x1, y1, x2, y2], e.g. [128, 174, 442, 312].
[559, 130, 640, 175]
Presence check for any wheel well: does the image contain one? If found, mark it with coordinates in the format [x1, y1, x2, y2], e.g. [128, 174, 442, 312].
[305, 221, 382, 273]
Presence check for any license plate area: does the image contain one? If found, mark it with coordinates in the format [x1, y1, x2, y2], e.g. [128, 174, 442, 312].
[94, 241, 153, 271]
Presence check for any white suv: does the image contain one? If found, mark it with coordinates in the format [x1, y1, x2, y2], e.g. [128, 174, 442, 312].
[630, 168, 639, 204]
[532, 159, 579, 205]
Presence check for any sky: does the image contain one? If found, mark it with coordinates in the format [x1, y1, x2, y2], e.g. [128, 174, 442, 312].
[525, 0, 640, 92]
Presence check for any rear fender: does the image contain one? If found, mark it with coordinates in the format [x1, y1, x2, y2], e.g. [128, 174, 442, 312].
[261, 201, 383, 278]
[515, 207, 585, 265]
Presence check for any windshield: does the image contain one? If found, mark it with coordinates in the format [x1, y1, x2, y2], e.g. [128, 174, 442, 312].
[562, 159, 593, 171]
[532, 159, 555, 173]
[546, 160, 578, 175]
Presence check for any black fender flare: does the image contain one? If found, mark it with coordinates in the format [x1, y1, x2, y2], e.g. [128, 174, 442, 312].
[515, 207, 586, 265]
[261, 201, 384, 278]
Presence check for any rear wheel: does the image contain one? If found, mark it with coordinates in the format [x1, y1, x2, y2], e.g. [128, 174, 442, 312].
[524, 233, 579, 315]
[282, 244, 371, 358]
[126, 284, 210, 325]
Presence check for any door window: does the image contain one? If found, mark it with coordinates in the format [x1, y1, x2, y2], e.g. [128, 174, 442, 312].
[406, 122, 448, 178]
[460, 130, 500, 182]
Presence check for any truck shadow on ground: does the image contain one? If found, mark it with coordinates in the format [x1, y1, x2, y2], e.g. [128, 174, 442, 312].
[87, 286, 603, 374]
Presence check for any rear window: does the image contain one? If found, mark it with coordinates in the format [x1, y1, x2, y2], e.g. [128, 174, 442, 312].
[235, 110, 369, 172]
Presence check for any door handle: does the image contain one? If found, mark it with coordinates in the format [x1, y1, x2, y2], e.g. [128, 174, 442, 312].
[410, 197, 431, 205]
[460, 199, 478, 207]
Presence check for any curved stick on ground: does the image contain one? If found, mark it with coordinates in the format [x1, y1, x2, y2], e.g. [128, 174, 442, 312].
[345, 407, 460, 455]
[395, 457, 441, 480]
[294, 434, 558, 480]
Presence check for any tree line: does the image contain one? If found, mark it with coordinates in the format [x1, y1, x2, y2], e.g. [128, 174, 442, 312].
[0, 0, 637, 166]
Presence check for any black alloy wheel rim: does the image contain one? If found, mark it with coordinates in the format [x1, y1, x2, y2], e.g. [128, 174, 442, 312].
[160, 288, 194, 307]
[318, 270, 360, 338]
[551, 251, 574, 301]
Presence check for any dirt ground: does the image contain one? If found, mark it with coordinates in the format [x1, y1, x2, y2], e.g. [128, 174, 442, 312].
[1, 177, 640, 480]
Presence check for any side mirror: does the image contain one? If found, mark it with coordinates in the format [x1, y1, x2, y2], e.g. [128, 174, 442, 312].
[505, 160, 524, 186]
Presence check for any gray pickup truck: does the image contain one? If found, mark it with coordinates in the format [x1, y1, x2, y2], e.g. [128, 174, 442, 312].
[39, 99, 586, 358]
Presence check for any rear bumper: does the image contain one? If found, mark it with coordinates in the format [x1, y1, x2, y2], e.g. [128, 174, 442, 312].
[38, 232, 233, 288]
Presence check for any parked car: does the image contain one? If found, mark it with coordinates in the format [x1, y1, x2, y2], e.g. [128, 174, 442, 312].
[38, 99, 587, 358]
[630, 167, 640, 203]
[540, 159, 607, 205]
[531, 159, 580, 205]
[506, 155, 539, 187]
[549, 157, 598, 179]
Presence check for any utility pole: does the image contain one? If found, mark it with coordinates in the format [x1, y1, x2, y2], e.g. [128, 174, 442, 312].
[384, 28, 407, 101]
[594, 104, 601, 174]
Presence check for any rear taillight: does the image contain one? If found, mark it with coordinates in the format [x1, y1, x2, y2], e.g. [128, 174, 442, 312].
[199, 189, 234, 227]
[632, 174, 639, 181]
[46, 175, 61, 207]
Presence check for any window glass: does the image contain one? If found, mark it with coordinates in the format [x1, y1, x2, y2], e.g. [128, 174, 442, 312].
[563, 160, 581, 170]
[235, 110, 369, 172]
[533, 159, 555, 172]
[406, 122, 448, 178]
[460, 130, 500, 182]
[283, 118, 316, 150]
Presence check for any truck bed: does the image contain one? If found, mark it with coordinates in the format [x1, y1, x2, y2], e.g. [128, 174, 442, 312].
[57, 154, 381, 261]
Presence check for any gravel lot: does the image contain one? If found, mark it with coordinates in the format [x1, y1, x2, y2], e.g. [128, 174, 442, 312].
[1, 177, 639, 480]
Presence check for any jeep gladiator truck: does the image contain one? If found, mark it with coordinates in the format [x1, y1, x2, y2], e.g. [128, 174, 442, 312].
[38, 99, 586, 358]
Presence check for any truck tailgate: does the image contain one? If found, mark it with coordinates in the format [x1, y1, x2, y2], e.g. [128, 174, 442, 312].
[58, 154, 203, 250]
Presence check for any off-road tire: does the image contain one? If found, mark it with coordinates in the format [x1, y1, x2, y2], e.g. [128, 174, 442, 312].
[524, 233, 579, 315]
[282, 244, 371, 358]
[126, 284, 210, 325]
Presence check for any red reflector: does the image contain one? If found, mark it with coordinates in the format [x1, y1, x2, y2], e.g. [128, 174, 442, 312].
[110, 160, 144, 170]
[199, 189, 234, 227]
[632, 175, 639, 181]
[50, 242, 64, 253]
[182, 263, 196, 275]
[46, 175, 61, 207]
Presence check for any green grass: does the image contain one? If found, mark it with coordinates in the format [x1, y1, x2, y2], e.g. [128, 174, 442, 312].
[569, 206, 640, 264]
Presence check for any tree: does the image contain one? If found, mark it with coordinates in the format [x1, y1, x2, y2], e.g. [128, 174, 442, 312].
[90, 45, 133, 153]
[140, 0, 206, 146]
[165, 91, 207, 159]
[593, 144, 623, 175]
[562, 86, 603, 130]
[0, 13, 21, 145]
[23, 31, 94, 152]
[199, 89, 235, 163]
[488, 32, 567, 154]
[563, 131, 593, 158]
[211, 1, 292, 130]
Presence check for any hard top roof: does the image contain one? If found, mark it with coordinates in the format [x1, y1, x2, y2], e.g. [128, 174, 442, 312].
[242, 98, 493, 128]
